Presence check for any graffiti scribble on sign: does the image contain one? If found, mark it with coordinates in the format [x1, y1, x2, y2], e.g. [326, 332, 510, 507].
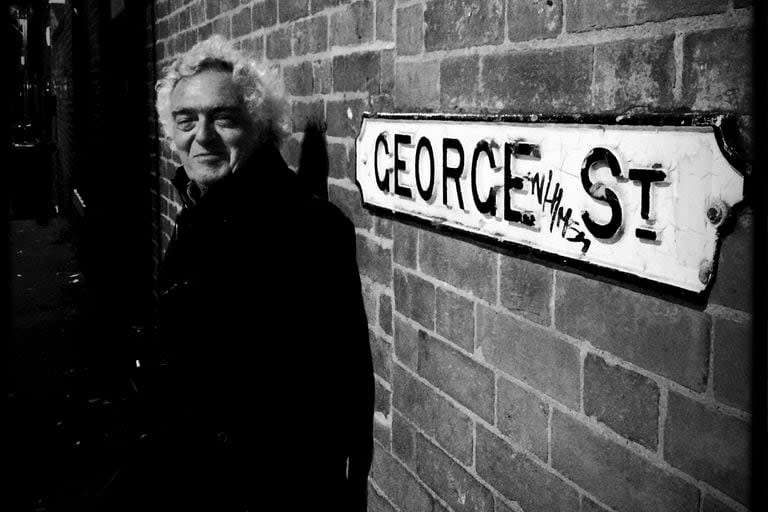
[530, 169, 591, 253]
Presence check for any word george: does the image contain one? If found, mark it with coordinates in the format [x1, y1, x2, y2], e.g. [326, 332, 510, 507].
[373, 133, 666, 246]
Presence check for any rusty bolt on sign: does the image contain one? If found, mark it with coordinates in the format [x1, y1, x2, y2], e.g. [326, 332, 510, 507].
[706, 200, 728, 226]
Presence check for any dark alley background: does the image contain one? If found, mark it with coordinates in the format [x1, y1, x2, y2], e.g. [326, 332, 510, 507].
[5, 1, 158, 510]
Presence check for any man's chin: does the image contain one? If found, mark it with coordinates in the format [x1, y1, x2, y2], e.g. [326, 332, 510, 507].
[188, 163, 232, 186]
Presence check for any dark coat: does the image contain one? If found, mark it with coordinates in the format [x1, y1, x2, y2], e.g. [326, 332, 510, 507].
[127, 147, 374, 511]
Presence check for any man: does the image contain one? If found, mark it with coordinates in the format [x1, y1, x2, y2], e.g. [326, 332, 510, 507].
[123, 35, 374, 511]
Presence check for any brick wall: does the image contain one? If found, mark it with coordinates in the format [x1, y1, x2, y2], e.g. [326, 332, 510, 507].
[150, 1, 754, 510]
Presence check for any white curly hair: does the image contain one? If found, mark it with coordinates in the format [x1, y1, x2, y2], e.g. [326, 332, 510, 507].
[155, 35, 289, 149]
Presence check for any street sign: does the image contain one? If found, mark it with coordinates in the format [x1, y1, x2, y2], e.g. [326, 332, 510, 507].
[355, 113, 745, 294]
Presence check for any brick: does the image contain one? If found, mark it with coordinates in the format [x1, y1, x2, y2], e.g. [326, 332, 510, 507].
[330, 1, 373, 47]
[221, 0, 238, 10]
[157, 0, 169, 18]
[231, 7, 251, 37]
[555, 271, 711, 391]
[252, 0, 277, 29]
[189, 2, 204, 25]
[392, 409, 416, 462]
[290, 99, 323, 132]
[664, 391, 750, 504]
[713, 317, 752, 412]
[326, 98, 367, 137]
[507, 0, 562, 41]
[375, 215, 393, 239]
[312, 59, 332, 94]
[380, 49, 395, 94]
[266, 26, 291, 59]
[375, 378, 391, 416]
[357, 234, 392, 286]
[185, 29, 198, 50]
[370, 329, 393, 380]
[710, 210, 754, 312]
[379, 294, 393, 335]
[311, 0, 347, 14]
[169, 12, 180, 35]
[376, 0, 394, 41]
[435, 287, 474, 352]
[362, 280, 377, 323]
[245, 34, 264, 58]
[552, 410, 699, 512]
[198, 21, 213, 40]
[328, 142, 351, 181]
[393, 61, 440, 110]
[425, 0, 503, 50]
[414, 434, 494, 512]
[373, 89, 394, 109]
[477, 426, 578, 512]
[496, 377, 548, 461]
[393, 365, 474, 464]
[157, 19, 169, 39]
[284, 61, 313, 96]
[684, 27, 752, 112]
[293, 15, 327, 55]
[179, 7, 191, 30]
[279, 0, 309, 22]
[212, 14, 230, 36]
[171, 33, 184, 53]
[481, 46, 592, 113]
[440, 55, 480, 110]
[594, 35, 674, 112]
[333, 51, 380, 93]
[702, 494, 741, 512]
[328, 183, 372, 229]
[499, 256, 552, 326]
[368, 483, 398, 512]
[374, 378, 392, 445]
[419, 230, 497, 302]
[478, 305, 580, 408]
[418, 333, 495, 422]
[584, 353, 659, 449]
[394, 316, 420, 370]
[565, 0, 727, 32]
[494, 497, 515, 512]
[370, 443, 436, 511]
[582, 497, 612, 512]
[394, 269, 435, 330]
[396, 4, 423, 55]
[393, 222, 418, 269]
[205, 0, 220, 20]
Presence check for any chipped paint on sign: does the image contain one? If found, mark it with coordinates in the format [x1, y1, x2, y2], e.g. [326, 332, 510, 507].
[355, 114, 744, 293]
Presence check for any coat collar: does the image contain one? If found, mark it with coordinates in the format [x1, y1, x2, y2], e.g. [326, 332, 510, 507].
[171, 145, 300, 214]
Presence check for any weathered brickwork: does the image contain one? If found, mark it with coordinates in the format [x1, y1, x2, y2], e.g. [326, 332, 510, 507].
[150, 0, 754, 510]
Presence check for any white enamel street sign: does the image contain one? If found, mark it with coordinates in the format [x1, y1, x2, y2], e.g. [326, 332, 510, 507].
[355, 114, 745, 293]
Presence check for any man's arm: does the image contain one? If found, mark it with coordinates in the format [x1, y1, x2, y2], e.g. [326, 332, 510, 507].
[336, 214, 375, 511]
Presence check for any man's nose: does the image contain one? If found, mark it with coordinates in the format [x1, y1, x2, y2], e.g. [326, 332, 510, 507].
[195, 119, 217, 144]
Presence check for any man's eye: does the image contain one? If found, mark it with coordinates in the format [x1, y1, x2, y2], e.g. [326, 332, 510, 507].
[176, 118, 196, 131]
[214, 116, 237, 127]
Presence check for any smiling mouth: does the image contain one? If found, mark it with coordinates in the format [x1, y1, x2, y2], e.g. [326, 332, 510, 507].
[193, 153, 225, 161]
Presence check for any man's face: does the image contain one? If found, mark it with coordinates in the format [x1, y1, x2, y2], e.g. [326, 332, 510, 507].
[170, 69, 256, 191]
